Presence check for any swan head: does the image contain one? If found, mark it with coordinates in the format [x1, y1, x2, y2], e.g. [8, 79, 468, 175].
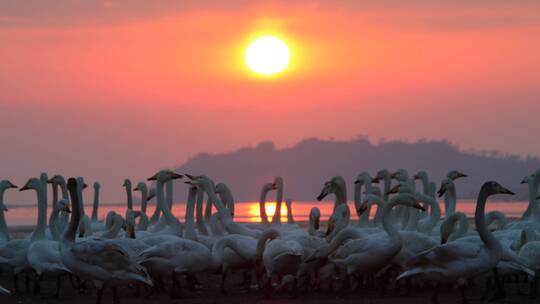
[520, 175, 534, 185]
[19, 177, 45, 192]
[147, 170, 183, 182]
[317, 176, 345, 201]
[373, 169, 390, 183]
[0, 180, 17, 192]
[437, 178, 455, 197]
[447, 170, 467, 181]
[481, 181, 514, 196]
[76, 177, 88, 190]
[93, 182, 100, 190]
[47, 174, 66, 186]
[272, 176, 283, 190]
[354, 172, 371, 185]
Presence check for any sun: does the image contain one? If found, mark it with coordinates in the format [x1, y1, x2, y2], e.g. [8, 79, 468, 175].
[245, 36, 290, 76]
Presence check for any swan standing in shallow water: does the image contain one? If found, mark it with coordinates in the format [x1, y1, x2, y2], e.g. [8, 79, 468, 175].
[61, 178, 152, 304]
[398, 181, 518, 303]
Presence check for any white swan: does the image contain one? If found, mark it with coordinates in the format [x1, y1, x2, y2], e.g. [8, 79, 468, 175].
[256, 228, 304, 287]
[330, 193, 424, 276]
[317, 176, 347, 212]
[0, 180, 17, 244]
[438, 177, 457, 218]
[397, 181, 521, 303]
[145, 170, 184, 236]
[373, 169, 392, 201]
[439, 212, 471, 243]
[0, 176, 52, 292]
[507, 174, 540, 230]
[61, 177, 152, 304]
[47, 175, 70, 235]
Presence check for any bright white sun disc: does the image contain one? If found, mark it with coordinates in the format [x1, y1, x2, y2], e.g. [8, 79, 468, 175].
[246, 36, 290, 75]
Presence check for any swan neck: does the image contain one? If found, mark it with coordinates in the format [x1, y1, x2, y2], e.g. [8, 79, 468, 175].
[196, 189, 208, 235]
[286, 202, 295, 224]
[204, 192, 213, 223]
[528, 180, 540, 220]
[259, 187, 269, 224]
[91, 186, 100, 221]
[52, 183, 59, 205]
[140, 187, 148, 213]
[475, 189, 499, 250]
[65, 185, 81, 243]
[184, 187, 198, 241]
[125, 183, 133, 210]
[31, 184, 48, 242]
[271, 189, 283, 224]
[0, 190, 10, 242]
[165, 180, 173, 210]
[444, 187, 456, 217]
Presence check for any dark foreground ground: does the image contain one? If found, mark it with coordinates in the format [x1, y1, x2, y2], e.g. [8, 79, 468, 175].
[1, 270, 538, 304]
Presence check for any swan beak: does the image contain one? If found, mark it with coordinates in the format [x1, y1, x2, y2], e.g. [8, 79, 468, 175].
[371, 177, 380, 183]
[457, 172, 468, 178]
[83, 183, 88, 189]
[536, 195, 540, 200]
[413, 174, 420, 180]
[7, 182, 17, 189]
[441, 236, 448, 244]
[171, 173, 183, 180]
[1, 205, 7, 212]
[498, 186, 514, 195]
[64, 207, 72, 213]
[520, 177, 528, 184]
[437, 185, 447, 197]
[184, 174, 199, 180]
[354, 180, 360, 184]
[386, 185, 399, 195]
[271, 183, 278, 190]
[317, 189, 328, 201]
[133, 186, 140, 191]
[390, 172, 397, 178]
[147, 173, 158, 181]
[19, 185, 30, 191]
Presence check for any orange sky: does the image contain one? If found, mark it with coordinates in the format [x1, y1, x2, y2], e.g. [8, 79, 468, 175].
[1, 1, 539, 203]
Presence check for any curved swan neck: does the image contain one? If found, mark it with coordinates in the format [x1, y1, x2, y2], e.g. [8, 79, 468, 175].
[184, 186, 198, 241]
[91, 184, 100, 221]
[51, 183, 59, 205]
[286, 200, 295, 224]
[259, 187, 270, 224]
[383, 195, 409, 242]
[65, 180, 81, 243]
[321, 228, 363, 257]
[475, 187, 500, 251]
[156, 178, 180, 227]
[271, 183, 284, 224]
[196, 189, 209, 235]
[444, 184, 457, 217]
[256, 229, 280, 260]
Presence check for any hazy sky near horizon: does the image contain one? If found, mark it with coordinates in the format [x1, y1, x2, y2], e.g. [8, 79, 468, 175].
[1, 1, 539, 203]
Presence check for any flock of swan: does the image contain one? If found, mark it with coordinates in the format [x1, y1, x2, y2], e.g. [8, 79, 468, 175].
[0, 168, 540, 304]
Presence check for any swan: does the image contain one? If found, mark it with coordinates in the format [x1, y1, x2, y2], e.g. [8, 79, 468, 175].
[397, 181, 521, 303]
[187, 175, 261, 239]
[317, 176, 347, 213]
[485, 210, 507, 230]
[329, 193, 425, 276]
[352, 192, 437, 269]
[354, 172, 377, 227]
[446, 170, 468, 181]
[0, 180, 17, 244]
[90, 182, 107, 232]
[438, 177, 458, 218]
[255, 228, 304, 288]
[27, 195, 72, 297]
[133, 182, 151, 231]
[413, 171, 436, 198]
[145, 170, 184, 236]
[123, 179, 134, 210]
[0, 176, 51, 292]
[61, 177, 152, 304]
[325, 204, 351, 241]
[507, 174, 540, 230]
[270, 176, 285, 225]
[47, 175, 70, 235]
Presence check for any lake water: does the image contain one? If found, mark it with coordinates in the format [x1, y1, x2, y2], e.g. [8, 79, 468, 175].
[4, 200, 529, 227]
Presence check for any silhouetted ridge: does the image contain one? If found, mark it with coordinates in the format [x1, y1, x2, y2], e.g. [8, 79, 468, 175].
[175, 138, 539, 201]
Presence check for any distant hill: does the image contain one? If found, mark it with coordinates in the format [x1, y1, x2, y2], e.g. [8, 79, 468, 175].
[174, 138, 539, 202]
